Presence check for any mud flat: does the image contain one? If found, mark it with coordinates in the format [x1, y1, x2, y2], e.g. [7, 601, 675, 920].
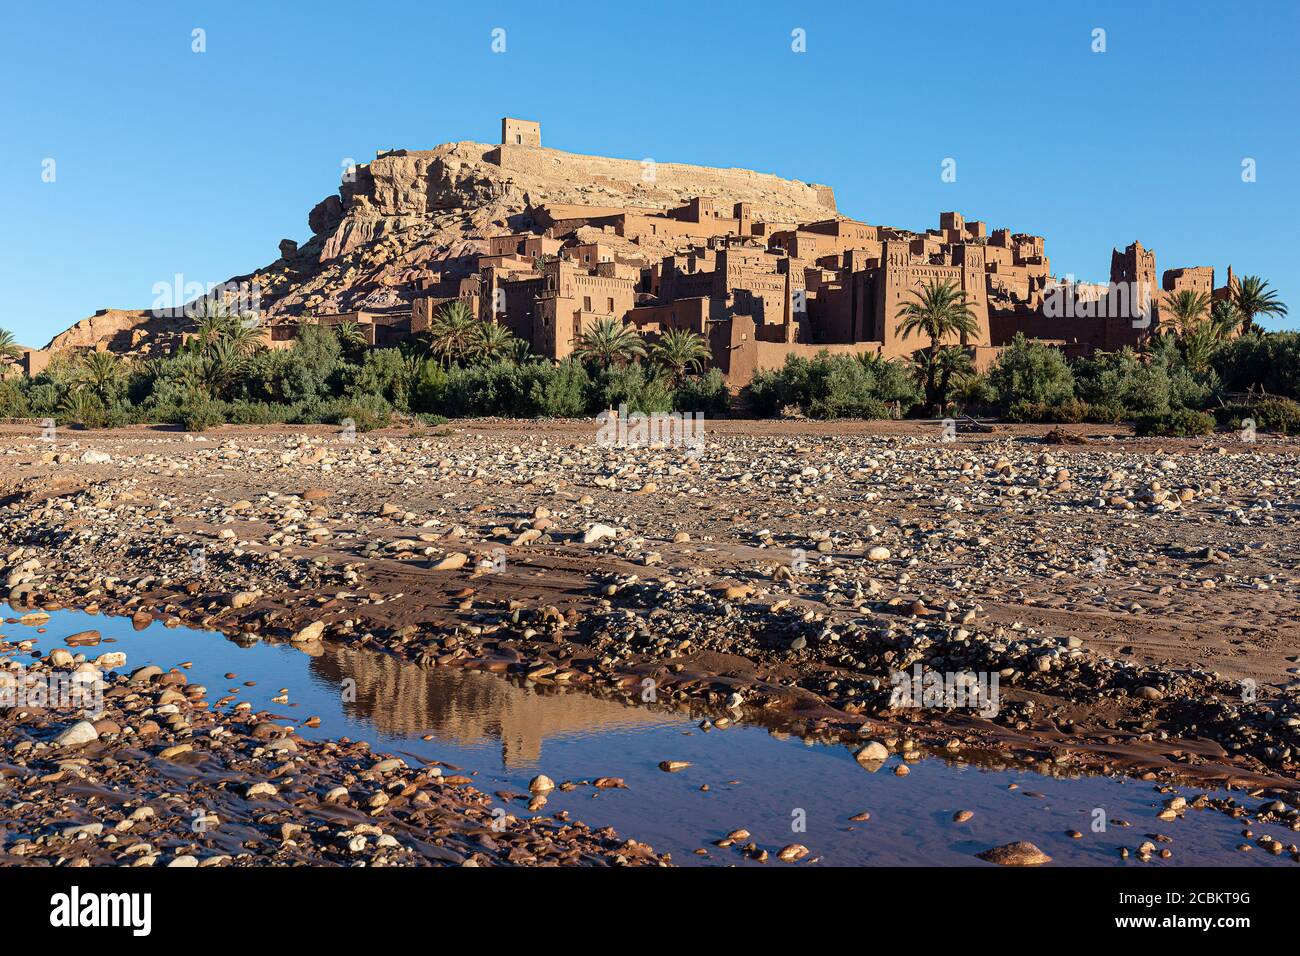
[1, 419, 1299, 864]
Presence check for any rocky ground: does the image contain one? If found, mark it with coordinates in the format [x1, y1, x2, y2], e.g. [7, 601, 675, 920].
[2, 418, 1300, 864]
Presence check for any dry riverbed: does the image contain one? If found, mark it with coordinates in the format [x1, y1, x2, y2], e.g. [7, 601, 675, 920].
[2, 418, 1300, 865]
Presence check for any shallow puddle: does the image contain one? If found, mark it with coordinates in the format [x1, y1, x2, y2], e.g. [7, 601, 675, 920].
[2, 605, 1291, 866]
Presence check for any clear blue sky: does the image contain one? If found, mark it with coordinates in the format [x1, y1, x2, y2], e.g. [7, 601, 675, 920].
[3, 0, 1297, 347]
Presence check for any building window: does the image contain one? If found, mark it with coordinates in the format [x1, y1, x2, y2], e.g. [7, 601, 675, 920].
[583, 296, 591, 311]
[607, 297, 614, 312]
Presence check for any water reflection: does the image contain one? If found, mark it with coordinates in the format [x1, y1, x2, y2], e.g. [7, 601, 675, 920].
[4, 607, 1290, 866]
[308, 645, 671, 768]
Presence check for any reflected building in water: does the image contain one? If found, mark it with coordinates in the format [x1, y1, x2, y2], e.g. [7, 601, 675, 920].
[308, 646, 666, 768]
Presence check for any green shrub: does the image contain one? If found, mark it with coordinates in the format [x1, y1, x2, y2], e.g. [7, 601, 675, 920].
[226, 400, 302, 425]
[1165, 363, 1218, 410]
[342, 349, 411, 411]
[1084, 402, 1126, 424]
[58, 391, 108, 429]
[988, 333, 1074, 410]
[1214, 402, 1252, 429]
[314, 394, 391, 432]
[24, 381, 62, 417]
[1005, 397, 1130, 424]
[136, 364, 202, 412]
[673, 368, 729, 414]
[591, 363, 673, 414]
[1005, 398, 1083, 423]
[1252, 397, 1300, 434]
[410, 359, 449, 414]
[747, 368, 784, 416]
[1134, 408, 1215, 437]
[1212, 332, 1300, 400]
[805, 357, 890, 419]
[859, 353, 924, 408]
[1047, 397, 1090, 423]
[1074, 348, 1175, 417]
[531, 359, 591, 417]
[135, 402, 179, 425]
[240, 325, 342, 404]
[179, 399, 228, 432]
[377, 358, 594, 419]
[0, 380, 31, 418]
[1218, 396, 1300, 435]
[952, 372, 996, 410]
[743, 351, 919, 419]
[102, 404, 136, 429]
[1003, 401, 1045, 423]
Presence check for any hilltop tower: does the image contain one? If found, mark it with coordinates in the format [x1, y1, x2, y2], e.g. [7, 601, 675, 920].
[501, 117, 541, 147]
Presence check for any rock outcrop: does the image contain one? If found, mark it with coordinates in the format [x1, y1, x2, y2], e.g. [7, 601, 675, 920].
[43, 308, 181, 355]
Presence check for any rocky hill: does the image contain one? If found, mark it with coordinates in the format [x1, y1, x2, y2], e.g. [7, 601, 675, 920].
[43, 140, 839, 353]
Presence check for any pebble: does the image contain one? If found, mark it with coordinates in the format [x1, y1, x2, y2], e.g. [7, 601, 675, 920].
[976, 841, 1052, 866]
[54, 721, 100, 748]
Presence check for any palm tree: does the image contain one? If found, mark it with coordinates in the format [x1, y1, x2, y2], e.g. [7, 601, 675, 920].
[651, 328, 710, 386]
[189, 298, 231, 349]
[906, 345, 975, 415]
[574, 318, 646, 366]
[508, 338, 536, 365]
[201, 337, 247, 399]
[186, 298, 266, 358]
[425, 300, 478, 366]
[1161, 289, 1213, 335]
[59, 389, 105, 428]
[74, 350, 122, 405]
[1177, 300, 1238, 376]
[894, 279, 979, 412]
[1210, 299, 1241, 333]
[400, 352, 424, 392]
[1231, 275, 1288, 334]
[221, 319, 266, 356]
[333, 320, 367, 354]
[468, 320, 518, 363]
[0, 328, 23, 370]
[169, 351, 210, 399]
